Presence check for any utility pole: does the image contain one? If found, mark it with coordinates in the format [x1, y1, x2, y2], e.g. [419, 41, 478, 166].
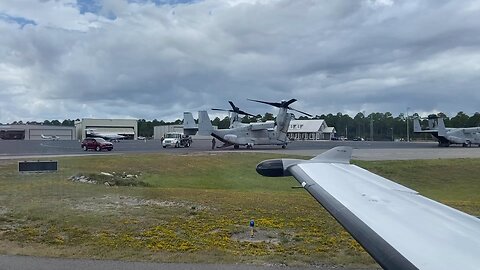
[391, 127, 394, 141]
[406, 107, 410, 142]
[370, 114, 373, 141]
[362, 110, 366, 139]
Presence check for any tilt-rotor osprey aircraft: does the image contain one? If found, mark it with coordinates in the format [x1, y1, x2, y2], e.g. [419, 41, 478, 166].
[413, 116, 480, 147]
[198, 99, 312, 149]
[256, 146, 480, 270]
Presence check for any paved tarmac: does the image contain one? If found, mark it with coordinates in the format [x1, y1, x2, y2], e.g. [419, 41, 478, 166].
[2, 139, 480, 160]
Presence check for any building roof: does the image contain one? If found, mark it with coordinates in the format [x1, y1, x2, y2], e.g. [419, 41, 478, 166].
[0, 124, 74, 130]
[323, 127, 336, 133]
[289, 119, 326, 133]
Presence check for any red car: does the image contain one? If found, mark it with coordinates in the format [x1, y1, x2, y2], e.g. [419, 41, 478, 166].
[81, 138, 113, 151]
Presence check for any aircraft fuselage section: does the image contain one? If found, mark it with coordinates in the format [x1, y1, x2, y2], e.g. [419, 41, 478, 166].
[212, 125, 285, 146]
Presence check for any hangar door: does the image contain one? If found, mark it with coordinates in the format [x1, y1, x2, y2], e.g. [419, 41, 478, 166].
[0, 129, 25, 140]
[29, 129, 74, 140]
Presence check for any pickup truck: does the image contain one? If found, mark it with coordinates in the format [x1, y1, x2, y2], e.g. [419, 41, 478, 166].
[162, 132, 192, 148]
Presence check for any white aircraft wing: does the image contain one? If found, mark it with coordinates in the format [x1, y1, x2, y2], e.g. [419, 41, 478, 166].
[256, 147, 480, 270]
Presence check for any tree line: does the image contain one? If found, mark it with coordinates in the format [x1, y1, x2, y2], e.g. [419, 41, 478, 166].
[2, 111, 479, 140]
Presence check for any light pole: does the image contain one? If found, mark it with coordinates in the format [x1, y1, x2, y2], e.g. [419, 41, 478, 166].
[391, 127, 394, 141]
[406, 107, 410, 142]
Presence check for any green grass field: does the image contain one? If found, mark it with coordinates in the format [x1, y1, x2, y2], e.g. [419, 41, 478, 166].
[0, 152, 479, 267]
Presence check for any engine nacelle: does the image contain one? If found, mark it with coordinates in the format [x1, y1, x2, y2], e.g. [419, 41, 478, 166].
[256, 159, 301, 177]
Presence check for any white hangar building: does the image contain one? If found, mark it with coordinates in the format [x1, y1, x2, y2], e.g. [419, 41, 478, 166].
[153, 125, 184, 140]
[287, 119, 336, 140]
[0, 124, 76, 140]
[75, 119, 138, 140]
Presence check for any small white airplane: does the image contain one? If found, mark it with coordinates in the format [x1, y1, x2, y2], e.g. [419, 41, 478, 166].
[256, 146, 480, 270]
[41, 134, 59, 140]
[85, 129, 126, 142]
[413, 117, 480, 147]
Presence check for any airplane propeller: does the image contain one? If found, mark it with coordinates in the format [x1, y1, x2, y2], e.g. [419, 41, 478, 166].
[247, 98, 313, 117]
[211, 101, 258, 118]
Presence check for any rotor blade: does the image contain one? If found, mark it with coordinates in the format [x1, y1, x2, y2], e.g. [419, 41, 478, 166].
[284, 99, 297, 106]
[288, 107, 312, 117]
[247, 99, 283, 108]
[228, 101, 238, 111]
[211, 108, 233, 112]
[237, 110, 257, 118]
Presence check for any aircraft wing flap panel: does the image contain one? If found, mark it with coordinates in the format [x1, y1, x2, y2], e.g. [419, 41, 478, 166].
[289, 163, 480, 270]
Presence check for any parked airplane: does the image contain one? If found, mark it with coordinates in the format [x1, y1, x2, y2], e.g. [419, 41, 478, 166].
[256, 146, 480, 270]
[41, 134, 59, 140]
[413, 116, 480, 147]
[198, 98, 311, 149]
[85, 129, 126, 142]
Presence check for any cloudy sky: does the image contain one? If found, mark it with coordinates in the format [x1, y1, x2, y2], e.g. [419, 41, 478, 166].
[1, 0, 479, 123]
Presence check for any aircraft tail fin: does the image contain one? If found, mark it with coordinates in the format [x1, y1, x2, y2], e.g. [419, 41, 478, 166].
[437, 118, 447, 136]
[198, 111, 214, 136]
[413, 118, 422, 133]
[183, 112, 198, 136]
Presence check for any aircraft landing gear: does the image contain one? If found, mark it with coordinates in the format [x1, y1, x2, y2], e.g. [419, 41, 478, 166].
[282, 144, 287, 149]
[234, 145, 239, 149]
[462, 141, 471, 147]
[246, 144, 253, 149]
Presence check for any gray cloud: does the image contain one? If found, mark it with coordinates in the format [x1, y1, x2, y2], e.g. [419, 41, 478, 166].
[1, 0, 480, 123]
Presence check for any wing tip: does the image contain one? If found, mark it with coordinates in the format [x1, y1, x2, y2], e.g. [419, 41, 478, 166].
[311, 146, 352, 164]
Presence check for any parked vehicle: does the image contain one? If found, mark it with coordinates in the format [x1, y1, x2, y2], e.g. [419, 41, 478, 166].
[81, 138, 113, 151]
[162, 132, 192, 148]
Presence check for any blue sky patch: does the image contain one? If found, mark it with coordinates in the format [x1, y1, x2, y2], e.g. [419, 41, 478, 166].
[0, 13, 36, 28]
[77, 0, 102, 14]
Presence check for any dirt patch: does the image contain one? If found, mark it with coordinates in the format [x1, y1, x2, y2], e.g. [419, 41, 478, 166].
[69, 195, 210, 213]
[68, 172, 149, 187]
[231, 228, 281, 245]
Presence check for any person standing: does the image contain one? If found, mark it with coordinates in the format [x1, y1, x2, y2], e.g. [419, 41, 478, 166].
[211, 138, 216, 150]
[250, 219, 255, 238]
